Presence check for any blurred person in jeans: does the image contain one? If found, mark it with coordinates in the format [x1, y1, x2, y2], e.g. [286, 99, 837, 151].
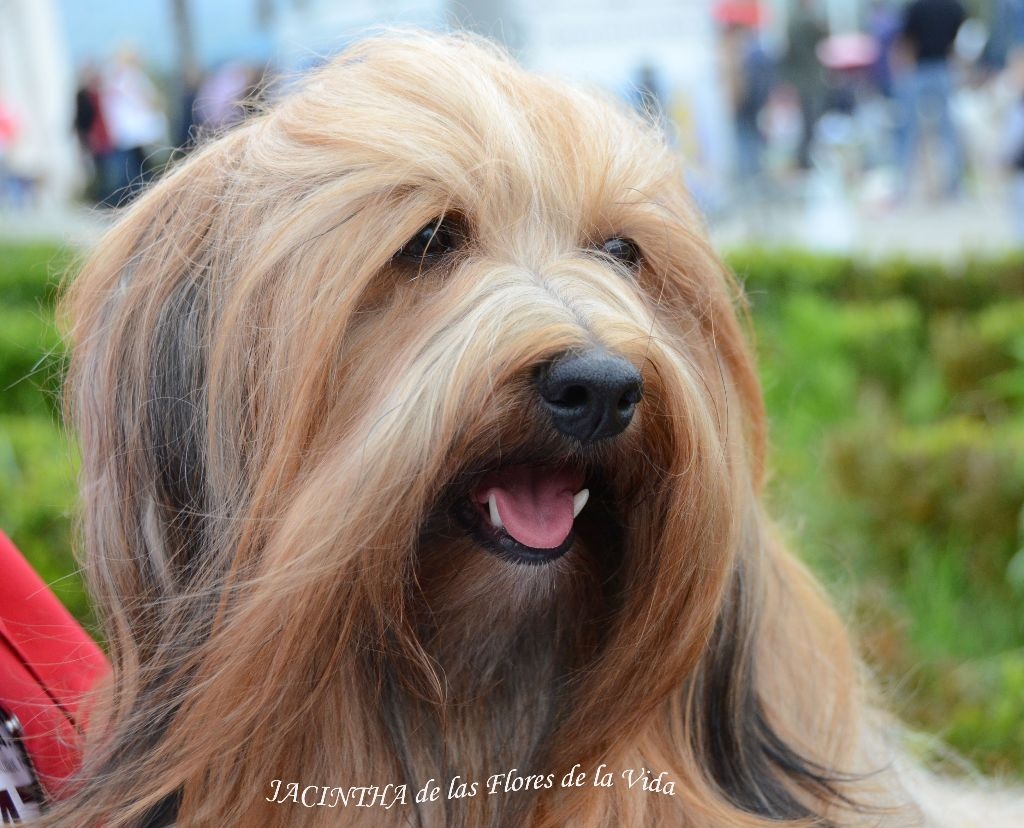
[895, 0, 967, 199]
[985, 0, 1024, 71]
[100, 49, 167, 205]
[0, 100, 18, 204]
[1000, 51, 1024, 242]
[721, 22, 775, 182]
[867, 0, 902, 97]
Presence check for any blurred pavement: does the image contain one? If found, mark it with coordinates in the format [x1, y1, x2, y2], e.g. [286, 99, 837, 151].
[711, 197, 1017, 261]
[1, 203, 112, 248]
[1, 196, 1018, 261]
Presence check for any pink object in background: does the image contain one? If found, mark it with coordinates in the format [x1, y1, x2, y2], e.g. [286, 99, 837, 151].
[817, 34, 881, 71]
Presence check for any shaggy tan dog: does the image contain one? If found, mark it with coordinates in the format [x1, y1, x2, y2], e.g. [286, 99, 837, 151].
[52, 32, 1021, 827]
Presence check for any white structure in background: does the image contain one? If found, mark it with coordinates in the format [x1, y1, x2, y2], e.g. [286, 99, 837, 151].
[271, 0, 447, 71]
[268, 0, 730, 206]
[0, 0, 78, 206]
[514, 0, 730, 209]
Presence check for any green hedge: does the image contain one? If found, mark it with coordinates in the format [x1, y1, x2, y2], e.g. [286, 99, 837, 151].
[0, 415, 88, 623]
[0, 243, 85, 622]
[832, 418, 1024, 562]
[0, 307, 65, 417]
[0, 243, 74, 308]
[729, 247, 1024, 310]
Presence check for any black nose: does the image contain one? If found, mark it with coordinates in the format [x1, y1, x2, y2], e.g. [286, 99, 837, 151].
[537, 349, 643, 443]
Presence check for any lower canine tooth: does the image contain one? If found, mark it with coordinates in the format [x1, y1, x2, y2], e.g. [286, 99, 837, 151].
[572, 489, 590, 518]
[488, 493, 503, 529]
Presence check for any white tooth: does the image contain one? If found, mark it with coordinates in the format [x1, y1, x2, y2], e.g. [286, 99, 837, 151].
[488, 493, 503, 529]
[572, 489, 590, 518]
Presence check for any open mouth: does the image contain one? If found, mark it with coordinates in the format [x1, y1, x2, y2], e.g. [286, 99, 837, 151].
[456, 464, 590, 565]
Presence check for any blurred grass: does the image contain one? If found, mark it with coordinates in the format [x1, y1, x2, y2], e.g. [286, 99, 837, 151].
[0, 242, 1022, 775]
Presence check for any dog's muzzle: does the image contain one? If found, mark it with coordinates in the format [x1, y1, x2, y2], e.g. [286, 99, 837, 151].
[537, 349, 642, 443]
[453, 349, 641, 565]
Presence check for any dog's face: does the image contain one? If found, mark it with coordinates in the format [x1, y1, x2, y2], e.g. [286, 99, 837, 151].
[262, 37, 767, 699]
[62, 34, 827, 827]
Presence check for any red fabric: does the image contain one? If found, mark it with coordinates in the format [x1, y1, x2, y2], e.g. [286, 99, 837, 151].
[0, 104, 18, 145]
[0, 530, 109, 796]
[85, 88, 112, 155]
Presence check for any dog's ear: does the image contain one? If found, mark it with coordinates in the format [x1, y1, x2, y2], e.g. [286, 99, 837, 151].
[53, 135, 250, 827]
[62, 136, 245, 599]
[690, 525, 867, 820]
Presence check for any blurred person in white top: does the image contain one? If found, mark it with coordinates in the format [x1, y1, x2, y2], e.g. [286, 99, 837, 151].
[100, 48, 166, 205]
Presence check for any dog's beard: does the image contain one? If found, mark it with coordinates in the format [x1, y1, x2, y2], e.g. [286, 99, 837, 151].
[297, 264, 740, 825]
[383, 412, 650, 807]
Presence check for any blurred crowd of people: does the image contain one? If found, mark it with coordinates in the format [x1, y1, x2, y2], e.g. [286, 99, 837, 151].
[711, 0, 1024, 229]
[9, 0, 1024, 241]
[72, 50, 263, 206]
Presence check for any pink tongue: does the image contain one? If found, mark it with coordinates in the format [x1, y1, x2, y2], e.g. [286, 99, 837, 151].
[478, 466, 584, 550]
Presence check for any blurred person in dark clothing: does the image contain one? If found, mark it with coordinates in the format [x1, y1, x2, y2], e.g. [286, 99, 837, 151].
[895, 0, 967, 198]
[73, 65, 113, 203]
[784, 0, 827, 169]
[902, 0, 966, 63]
[100, 49, 167, 205]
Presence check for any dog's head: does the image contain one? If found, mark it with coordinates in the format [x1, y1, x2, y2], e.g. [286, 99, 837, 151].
[59, 34, 865, 828]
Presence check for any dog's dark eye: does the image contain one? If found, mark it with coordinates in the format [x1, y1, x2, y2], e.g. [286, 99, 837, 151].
[599, 237, 641, 270]
[396, 218, 462, 262]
